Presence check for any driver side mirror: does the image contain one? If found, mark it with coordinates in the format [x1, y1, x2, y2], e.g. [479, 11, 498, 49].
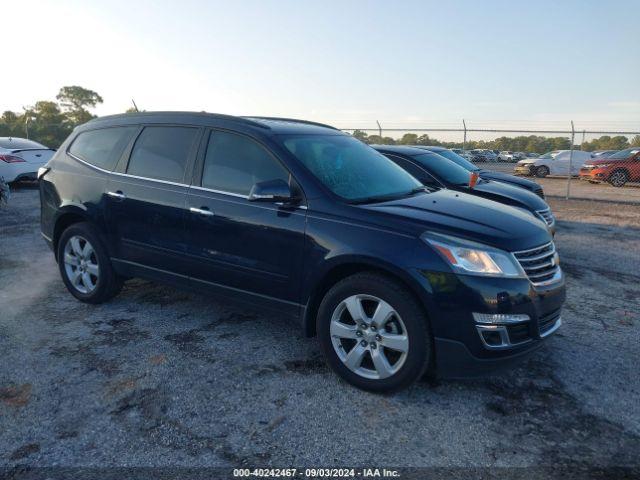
[248, 179, 295, 203]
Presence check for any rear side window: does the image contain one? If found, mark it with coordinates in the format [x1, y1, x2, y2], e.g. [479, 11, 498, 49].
[127, 126, 198, 182]
[201, 130, 289, 195]
[69, 127, 137, 171]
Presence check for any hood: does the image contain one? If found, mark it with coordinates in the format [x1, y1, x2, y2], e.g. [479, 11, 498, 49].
[464, 179, 548, 211]
[478, 170, 540, 190]
[358, 189, 551, 252]
[587, 157, 628, 166]
[516, 158, 537, 165]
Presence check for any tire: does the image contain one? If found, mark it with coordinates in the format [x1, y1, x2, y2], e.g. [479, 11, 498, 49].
[608, 169, 628, 187]
[536, 166, 550, 178]
[317, 272, 432, 392]
[57, 222, 123, 304]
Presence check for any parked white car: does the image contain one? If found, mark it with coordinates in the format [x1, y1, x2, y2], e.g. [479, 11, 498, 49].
[0, 137, 55, 183]
[514, 150, 592, 177]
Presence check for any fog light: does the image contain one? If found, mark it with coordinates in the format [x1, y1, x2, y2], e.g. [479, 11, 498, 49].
[473, 313, 530, 324]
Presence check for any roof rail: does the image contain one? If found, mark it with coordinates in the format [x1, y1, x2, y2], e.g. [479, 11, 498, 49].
[86, 111, 271, 129]
[243, 116, 340, 131]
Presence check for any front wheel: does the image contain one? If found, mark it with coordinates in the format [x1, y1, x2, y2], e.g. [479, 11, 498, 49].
[317, 272, 432, 392]
[57, 222, 123, 304]
[608, 170, 628, 187]
[536, 166, 550, 178]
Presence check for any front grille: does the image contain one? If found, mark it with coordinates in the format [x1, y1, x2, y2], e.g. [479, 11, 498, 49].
[536, 208, 555, 227]
[513, 242, 560, 285]
[538, 308, 562, 336]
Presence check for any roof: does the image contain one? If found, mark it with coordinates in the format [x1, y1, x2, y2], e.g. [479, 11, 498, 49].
[83, 111, 342, 135]
[371, 144, 438, 157]
[412, 145, 447, 152]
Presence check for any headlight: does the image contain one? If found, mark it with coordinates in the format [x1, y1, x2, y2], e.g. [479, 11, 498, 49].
[422, 233, 525, 278]
[594, 164, 610, 168]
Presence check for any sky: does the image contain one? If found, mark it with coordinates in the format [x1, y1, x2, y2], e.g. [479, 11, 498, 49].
[2, 0, 640, 140]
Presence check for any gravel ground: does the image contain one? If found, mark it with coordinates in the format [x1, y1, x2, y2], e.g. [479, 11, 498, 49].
[1, 186, 639, 472]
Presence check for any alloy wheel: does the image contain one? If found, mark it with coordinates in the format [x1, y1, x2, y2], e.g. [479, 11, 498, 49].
[609, 171, 628, 187]
[330, 294, 409, 380]
[63, 235, 100, 294]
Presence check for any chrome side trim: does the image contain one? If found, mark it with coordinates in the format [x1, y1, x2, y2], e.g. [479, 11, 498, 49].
[68, 152, 187, 187]
[189, 185, 247, 199]
[41, 232, 53, 242]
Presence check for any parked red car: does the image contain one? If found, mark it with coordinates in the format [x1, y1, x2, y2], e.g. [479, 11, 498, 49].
[579, 147, 640, 187]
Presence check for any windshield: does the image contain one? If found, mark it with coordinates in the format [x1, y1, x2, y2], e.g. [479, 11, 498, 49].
[280, 135, 422, 202]
[538, 151, 560, 160]
[411, 153, 473, 185]
[432, 149, 480, 172]
[609, 148, 640, 159]
[0, 138, 47, 150]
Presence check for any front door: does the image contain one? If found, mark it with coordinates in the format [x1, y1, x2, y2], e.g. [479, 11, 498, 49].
[185, 129, 306, 312]
[105, 125, 201, 276]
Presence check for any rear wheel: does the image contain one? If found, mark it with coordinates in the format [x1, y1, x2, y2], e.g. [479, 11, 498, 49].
[57, 222, 123, 304]
[608, 170, 628, 187]
[317, 272, 431, 392]
[536, 165, 550, 178]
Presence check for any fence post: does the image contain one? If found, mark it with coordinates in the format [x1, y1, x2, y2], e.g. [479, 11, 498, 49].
[462, 119, 467, 151]
[565, 120, 575, 200]
[376, 120, 382, 139]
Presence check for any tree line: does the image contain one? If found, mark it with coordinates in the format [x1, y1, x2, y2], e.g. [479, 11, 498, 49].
[2, 87, 638, 152]
[0, 86, 104, 148]
[351, 130, 640, 153]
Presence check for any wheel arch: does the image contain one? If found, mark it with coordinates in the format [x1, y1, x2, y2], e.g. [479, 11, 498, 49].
[52, 206, 92, 261]
[301, 256, 431, 338]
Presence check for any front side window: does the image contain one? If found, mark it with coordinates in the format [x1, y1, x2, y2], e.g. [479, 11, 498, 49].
[201, 130, 289, 195]
[280, 134, 421, 202]
[434, 149, 479, 172]
[69, 127, 137, 171]
[127, 126, 198, 182]
[538, 151, 560, 160]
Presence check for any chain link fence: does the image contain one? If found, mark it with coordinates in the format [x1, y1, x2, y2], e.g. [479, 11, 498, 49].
[341, 122, 640, 204]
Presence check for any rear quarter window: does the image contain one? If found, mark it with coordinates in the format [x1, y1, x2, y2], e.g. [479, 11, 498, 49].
[69, 127, 138, 171]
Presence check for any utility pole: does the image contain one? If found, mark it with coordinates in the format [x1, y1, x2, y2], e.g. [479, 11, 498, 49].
[376, 120, 382, 140]
[462, 119, 467, 151]
[566, 121, 576, 199]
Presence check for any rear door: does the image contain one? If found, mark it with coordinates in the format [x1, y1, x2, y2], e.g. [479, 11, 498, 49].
[105, 125, 201, 277]
[184, 129, 307, 312]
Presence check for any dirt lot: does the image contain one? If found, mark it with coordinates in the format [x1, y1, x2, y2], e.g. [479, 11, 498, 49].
[1, 186, 639, 472]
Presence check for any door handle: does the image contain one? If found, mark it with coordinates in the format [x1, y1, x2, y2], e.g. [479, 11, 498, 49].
[107, 191, 126, 200]
[190, 207, 214, 217]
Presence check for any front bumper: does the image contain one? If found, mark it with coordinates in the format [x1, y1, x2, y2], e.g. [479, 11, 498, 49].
[514, 164, 535, 176]
[413, 269, 566, 378]
[579, 170, 608, 182]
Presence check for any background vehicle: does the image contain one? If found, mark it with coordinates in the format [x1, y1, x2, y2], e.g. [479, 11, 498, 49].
[498, 151, 515, 162]
[413, 146, 545, 198]
[467, 150, 489, 162]
[579, 147, 640, 187]
[514, 150, 592, 177]
[0, 137, 55, 183]
[40, 112, 564, 392]
[471, 149, 496, 162]
[374, 145, 555, 233]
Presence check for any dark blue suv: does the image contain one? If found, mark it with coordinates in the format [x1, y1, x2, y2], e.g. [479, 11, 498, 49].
[39, 112, 565, 392]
